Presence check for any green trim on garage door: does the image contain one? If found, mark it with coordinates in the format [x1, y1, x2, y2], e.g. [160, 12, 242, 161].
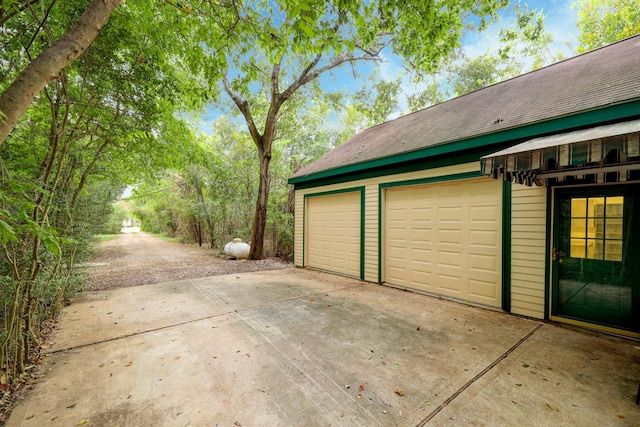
[380, 177, 502, 306]
[303, 187, 365, 280]
[377, 172, 481, 283]
[502, 180, 512, 312]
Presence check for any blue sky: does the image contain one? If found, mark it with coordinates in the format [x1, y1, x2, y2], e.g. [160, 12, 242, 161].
[332, 1, 578, 91]
[463, 0, 578, 56]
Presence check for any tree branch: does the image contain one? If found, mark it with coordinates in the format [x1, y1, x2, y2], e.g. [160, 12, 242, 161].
[0, 0, 121, 145]
[0, 0, 42, 28]
[221, 68, 262, 147]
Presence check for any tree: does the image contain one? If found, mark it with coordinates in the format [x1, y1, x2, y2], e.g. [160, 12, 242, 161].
[0, 0, 202, 383]
[353, 77, 403, 127]
[404, 3, 561, 108]
[448, 54, 520, 96]
[179, 0, 509, 259]
[0, 0, 121, 144]
[574, 0, 640, 52]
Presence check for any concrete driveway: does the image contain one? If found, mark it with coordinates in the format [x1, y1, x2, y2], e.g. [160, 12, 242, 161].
[7, 269, 640, 426]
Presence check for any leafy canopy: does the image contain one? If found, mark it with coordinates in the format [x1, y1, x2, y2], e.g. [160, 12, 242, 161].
[574, 0, 640, 53]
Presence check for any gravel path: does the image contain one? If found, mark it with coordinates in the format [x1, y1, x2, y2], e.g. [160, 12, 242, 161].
[83, 230, 292, 291]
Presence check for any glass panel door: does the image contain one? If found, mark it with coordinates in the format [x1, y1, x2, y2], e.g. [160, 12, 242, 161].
[553, 188, 638, 330]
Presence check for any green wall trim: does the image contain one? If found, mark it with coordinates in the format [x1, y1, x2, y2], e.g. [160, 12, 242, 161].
[377, 184, 382, 284]
[376, 171, 482, 285]
[378, 171, 481, 190]
[502, 180, 512, 312]
[290, 102, 640, 189]
[293, 151, 484, 190]
[545, 188, 553, 320]
[302, 187, 366, 280]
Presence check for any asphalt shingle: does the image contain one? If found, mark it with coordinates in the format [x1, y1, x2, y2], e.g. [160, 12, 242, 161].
[292, 35, 640, 180]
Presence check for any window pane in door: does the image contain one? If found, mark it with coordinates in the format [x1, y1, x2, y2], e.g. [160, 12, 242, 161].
[606, 218, 623, 240]
[570, 239, 585, 258]
[571, 218, 586, 238]
[572, 198, 587, 216]
[605, 240, 623, 261]
[606, 196, 624, 217]
[587, 238, 599, 259]
[594, 218, 605, 238]
[588, 197, 605, 217]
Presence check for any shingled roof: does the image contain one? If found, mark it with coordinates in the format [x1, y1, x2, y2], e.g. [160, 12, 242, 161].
[290, 34, 640, 182]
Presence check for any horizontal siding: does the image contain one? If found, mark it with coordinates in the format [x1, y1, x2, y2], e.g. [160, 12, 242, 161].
[510, 183, 547, 319]
[294, 162, 479, 282]
[364, 183, 379, 282]
[294, 191, 304, 266]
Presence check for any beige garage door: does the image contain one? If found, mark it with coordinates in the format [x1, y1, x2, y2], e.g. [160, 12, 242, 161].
[384, 178, 502, 307]
[306, 191, 361, 277]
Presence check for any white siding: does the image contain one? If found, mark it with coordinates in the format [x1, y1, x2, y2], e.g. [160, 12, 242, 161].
[510, 184, 547, 319]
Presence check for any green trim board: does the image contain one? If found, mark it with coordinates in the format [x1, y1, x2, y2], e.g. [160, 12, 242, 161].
[376, 171, 482, 286]
[544, 188, 552, 320]
[294, 150, 485, 191]
[502, 180, 512, 312]
[289, 102, 640, 189]
[302, 186, 365, 280]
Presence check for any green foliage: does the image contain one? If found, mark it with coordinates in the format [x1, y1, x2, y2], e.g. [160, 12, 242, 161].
[94, 234, 121, 242]
[97, 201, 131, 235]
[449, 54, 521, 96]
[0, 0, 204, 383]
[353, 77, 403, 127]
[574, 0, 640, 53]
[406, 79, 447, 112]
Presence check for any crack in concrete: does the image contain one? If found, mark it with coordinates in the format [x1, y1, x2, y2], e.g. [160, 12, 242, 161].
[415, 322, 545, 426]
[47, 284, 360, 355]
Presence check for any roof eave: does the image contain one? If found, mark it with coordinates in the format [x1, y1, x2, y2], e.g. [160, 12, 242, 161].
[288, 100, 640, 187]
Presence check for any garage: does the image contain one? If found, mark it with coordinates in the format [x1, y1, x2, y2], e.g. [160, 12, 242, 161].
[383, 178, 502, 307]
[305, 190, 362, 278]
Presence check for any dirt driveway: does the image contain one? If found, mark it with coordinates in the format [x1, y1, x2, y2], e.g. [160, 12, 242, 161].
[83, 230, 291, 291]
[6, 232, 640, 426]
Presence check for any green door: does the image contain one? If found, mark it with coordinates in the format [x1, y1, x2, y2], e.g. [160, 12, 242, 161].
[553, 187, 639, 331]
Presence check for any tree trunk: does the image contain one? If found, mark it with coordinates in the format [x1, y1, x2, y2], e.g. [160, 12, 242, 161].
[0, 0, 121, 144]
[248, 146, 272, 260]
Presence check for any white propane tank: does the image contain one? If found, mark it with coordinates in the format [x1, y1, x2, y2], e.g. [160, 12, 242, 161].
[224, 238, 251, 259]
[223, 241, 233, 255]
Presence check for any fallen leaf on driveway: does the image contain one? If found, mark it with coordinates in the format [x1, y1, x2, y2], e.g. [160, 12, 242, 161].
[546, 403, 559, 411]
[359, 384, 365, 391]
[394, 388, 404, 396]
[174, 355, 181, 360]
[77, 419, 90, 426]
[125, 361, 133, 367]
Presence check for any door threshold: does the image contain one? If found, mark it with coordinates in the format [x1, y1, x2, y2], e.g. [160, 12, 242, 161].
[550, 315, 640, 340]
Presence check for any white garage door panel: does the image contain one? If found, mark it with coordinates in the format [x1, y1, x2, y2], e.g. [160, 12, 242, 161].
[384, 179, 502, 307]
[306, 192, 360, 277]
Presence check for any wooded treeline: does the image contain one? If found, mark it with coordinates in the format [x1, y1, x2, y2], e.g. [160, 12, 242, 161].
[0, 0, 636, 388]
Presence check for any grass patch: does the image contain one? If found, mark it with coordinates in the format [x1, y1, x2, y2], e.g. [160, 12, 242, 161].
[149, 233, 181, 243]
[94, 234, 120, 242]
